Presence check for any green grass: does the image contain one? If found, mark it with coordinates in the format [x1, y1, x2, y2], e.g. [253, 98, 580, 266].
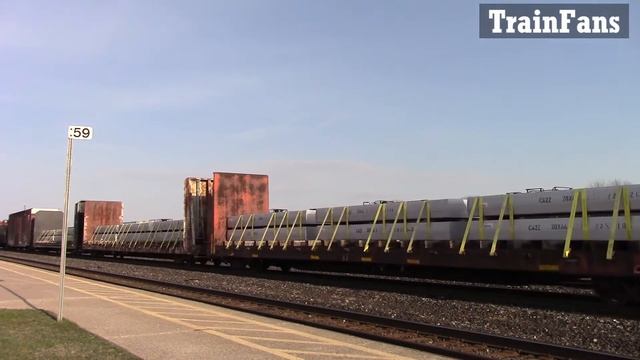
[0, 309, 138, 360]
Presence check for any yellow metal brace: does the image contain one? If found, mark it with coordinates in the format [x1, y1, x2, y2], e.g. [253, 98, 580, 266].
[363, 203, 386, 253]
[269, 212, 290, 250]
[489, 194, 515, 256]
[606, 186, 633, 260]
[235, 214, 254, 250]
[161, 222, 177, 251]
[384, 202, 408, 253]
[125, 222, 138, 248]
[311, 208, 333, 251]
[158, 221, 174, 250]
[226, 216, 243, 249]
[459, 197, 484, 255]
[407, 200, 430, 253]
[257, 213, 276, 250]
[282, 211, 303, 250]
[327, 207, 348, 251]
[562, 189, 589, 258]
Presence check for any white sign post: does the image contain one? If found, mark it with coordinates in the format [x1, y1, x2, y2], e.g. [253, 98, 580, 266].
[57, 126, 93, 322]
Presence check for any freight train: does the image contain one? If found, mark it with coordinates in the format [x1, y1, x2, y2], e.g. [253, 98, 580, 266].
[1, 172, 639, 303]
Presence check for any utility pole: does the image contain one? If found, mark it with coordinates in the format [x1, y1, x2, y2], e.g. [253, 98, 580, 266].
[58, 125, 92, 322]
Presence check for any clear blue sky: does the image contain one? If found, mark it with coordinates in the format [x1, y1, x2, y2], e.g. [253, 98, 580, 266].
[0, 1, 637, 220]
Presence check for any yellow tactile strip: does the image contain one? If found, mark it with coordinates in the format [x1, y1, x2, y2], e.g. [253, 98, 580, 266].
[0, 261, 415, 360]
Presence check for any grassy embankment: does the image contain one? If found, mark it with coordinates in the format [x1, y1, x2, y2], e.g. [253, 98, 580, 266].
[0, 309, 138, 359]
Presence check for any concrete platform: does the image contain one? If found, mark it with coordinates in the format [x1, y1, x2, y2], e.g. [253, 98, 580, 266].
[0, 260, 449, 360]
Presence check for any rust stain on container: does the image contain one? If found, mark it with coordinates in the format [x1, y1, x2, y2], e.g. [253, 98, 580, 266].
[8, 211, 32, 247]
[75, 201, 123, 246]
[212, 172, 269, 252]
[184, 177, 213, 257]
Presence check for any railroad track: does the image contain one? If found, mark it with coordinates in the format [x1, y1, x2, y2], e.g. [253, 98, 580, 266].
[0, 254, 633, 360]
[5, 250, 638, 320]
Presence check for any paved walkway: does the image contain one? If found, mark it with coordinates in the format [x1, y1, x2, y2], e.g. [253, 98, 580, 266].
[0, 260, 449, 360]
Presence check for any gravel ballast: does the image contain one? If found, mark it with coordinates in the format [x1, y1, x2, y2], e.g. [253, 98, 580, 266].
[2, 251, 638, 358]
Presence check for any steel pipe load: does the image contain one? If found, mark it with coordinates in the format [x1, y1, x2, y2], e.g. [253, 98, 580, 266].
[313, 222, 466, 242]
[467, 216, 640, 242]
[34, 227, 75, 248]
[88, 220, 184, 248]
[473, 185, 640, 217]
[314, 199, 468, 224]
[229, 221, 466, 244]
[228, 199, 468, 230]
[225, 184, 640, 254]
[228, 210, 317, 229]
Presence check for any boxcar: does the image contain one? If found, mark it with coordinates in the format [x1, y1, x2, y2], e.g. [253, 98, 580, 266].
[7, 209, 63, 248]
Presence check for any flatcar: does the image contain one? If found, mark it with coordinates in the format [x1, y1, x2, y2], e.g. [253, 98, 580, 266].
[3, 171, 639, 303]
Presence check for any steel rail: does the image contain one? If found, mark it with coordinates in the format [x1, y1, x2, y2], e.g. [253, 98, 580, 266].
[4, 249, 598, 296]
[4, 250, 635, 321]
[3, 249, 640, 322]
[0, 254, 634, 360]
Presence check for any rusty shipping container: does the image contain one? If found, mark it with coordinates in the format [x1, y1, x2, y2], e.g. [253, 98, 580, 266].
[0, 220, 7, 247]
[75, 200, 124, 247]
[212, 172, 269, 254]
[7, 209, 63, 248]
[184, 177, 213, 257]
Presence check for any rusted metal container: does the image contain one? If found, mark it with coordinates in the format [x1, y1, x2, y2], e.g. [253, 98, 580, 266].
[212, 172, 269, 254]
[184, 177, 213, 257]
[74, 200, 123, 248]
[0, 220, 8, 247]
[7, 209, 63, 248]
